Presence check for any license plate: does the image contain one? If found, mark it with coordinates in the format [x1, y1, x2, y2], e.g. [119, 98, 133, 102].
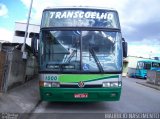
[74, 93, 88, 98]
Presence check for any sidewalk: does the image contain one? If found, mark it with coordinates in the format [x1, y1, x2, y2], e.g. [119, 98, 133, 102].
[133, 78, 160, 91]
[0, 78, 40, 113]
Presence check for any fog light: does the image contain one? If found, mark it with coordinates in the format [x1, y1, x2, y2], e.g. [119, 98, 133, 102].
[46, 92, 52, 96]
[110, 93, 116, 97]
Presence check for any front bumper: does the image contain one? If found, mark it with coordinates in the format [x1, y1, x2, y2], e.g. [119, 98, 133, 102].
[39, 87, 121, 102]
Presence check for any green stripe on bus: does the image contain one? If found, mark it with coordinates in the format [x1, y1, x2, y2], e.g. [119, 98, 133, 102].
[58, 74, 119, 83]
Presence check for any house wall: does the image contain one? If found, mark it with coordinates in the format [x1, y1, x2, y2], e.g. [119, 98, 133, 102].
[25, 55, 38, 80]
[122, 62, 128, 76]
[6, 49, 26, 90]
[147, 70, 160, 86]
[0, 51, 6, 92]
[0, 43, 38, 93]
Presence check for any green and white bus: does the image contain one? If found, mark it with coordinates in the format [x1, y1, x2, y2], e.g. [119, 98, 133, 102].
[38, 7, 127, 101]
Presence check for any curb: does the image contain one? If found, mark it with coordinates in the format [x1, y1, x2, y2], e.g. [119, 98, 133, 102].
[20, 100, 42, 119]
[29, 99, 42, 113]
[136, 82, 160, 91]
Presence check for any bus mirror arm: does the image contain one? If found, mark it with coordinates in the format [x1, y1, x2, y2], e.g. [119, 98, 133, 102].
[122, 38, 127, 58]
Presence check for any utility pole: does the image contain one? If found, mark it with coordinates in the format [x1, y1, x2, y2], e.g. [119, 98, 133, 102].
[21, 0, 33, 59]
[149, 51, 152, 59]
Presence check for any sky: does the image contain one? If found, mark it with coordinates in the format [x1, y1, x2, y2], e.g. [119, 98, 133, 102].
[0, 0, 160, 58]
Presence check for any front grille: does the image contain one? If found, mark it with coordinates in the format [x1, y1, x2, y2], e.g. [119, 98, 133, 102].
[60, 84, 102, 88]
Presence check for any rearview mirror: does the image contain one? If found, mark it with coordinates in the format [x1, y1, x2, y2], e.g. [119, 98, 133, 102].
[31, 36, 39, 57]
[122, 38, 127, 58]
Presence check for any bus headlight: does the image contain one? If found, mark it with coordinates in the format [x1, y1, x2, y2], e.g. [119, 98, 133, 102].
[44, 82, 52, 87]
[52, 82, 60, 87]
[110, 82, 119, 87]
[43, 82, 60, 87]
[102, 82, 110, 87]
[102, 82, 121, 87]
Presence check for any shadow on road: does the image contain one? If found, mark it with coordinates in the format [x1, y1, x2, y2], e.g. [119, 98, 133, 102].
[43, 101, 118, 113]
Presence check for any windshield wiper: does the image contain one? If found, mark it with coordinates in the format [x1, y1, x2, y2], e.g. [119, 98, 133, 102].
[89, 48, 104, 73]
[65, 49, 77, 63]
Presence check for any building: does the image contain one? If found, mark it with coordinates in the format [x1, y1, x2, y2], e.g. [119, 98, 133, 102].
[0, 43, 38, 93]
[13, 22, 40, 46]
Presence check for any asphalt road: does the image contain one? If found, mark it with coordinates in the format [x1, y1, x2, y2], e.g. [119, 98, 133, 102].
[29, 78, 160, 119]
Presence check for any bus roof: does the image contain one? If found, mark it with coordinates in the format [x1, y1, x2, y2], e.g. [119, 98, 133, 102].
[43, 6, 117, 12]
[138, 59, 160, 63]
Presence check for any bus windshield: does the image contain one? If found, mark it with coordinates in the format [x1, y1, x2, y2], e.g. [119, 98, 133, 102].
[137, 62, 151, 70]
[39, 30, 122, 73]
[41, 9, 120, 29]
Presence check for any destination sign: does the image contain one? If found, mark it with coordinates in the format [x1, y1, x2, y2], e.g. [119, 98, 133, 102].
[41, 9, 120, 28]
[49, 11, 113, 20]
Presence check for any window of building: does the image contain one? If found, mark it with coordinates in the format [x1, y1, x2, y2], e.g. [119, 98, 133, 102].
[29, 32, 39, 38]
[15, 31, 27, 37]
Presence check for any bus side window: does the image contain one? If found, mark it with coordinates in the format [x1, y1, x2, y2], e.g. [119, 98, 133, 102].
[144, 63, 151, 70]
